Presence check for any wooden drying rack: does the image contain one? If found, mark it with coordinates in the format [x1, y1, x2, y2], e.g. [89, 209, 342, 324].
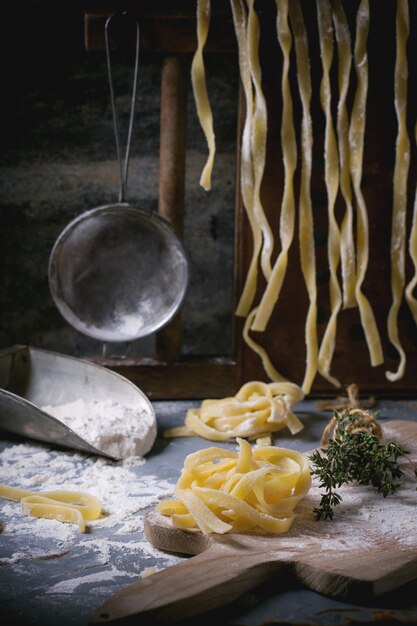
[85, 0, 417, 399]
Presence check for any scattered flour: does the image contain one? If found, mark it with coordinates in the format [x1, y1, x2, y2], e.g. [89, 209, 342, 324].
[292, 476, 417, 553]
[40, 398, 156, 459]
[46, 565, 138, 594]
[0, 439, 182, 593]
[1, 421, 416, 602]
[288, 435, 417, 556]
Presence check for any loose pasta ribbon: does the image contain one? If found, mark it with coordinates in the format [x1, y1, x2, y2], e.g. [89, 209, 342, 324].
[289, 0, 319, 396]
[157, 437, 311, 534]
[252, 0, 296, 333]
[0, 483, 102, 533]
[316, 0, 343, 389]
[191, 0, 216, 191]
[164, 380, 304, 443]
[350, 0, 384, 369]
[386, 0, 410, 382]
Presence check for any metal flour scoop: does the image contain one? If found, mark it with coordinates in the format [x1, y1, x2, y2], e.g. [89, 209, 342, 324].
[48, 14, 189, 343]
[0, 345, 156, 461]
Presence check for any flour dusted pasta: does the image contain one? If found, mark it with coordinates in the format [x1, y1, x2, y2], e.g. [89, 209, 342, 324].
[405, 123, 417, 325]
[192, 0, 414, 389]
[332, 0, 356, 310]
[243, 308, 289, 384]
[0, 484, 102, 533]
[252, 0, 296, 333]
[232, 0, 261, 318]
[192, 0, 216, 191]
[157, 437, 311, 534]
[316, 0, 342, 388]
[164, 380, 304, 443]
[288, 0, 318, 394]
[350, 0, 383, 368]
[386, 0, 410, 382]
[246, 0, 274, 281]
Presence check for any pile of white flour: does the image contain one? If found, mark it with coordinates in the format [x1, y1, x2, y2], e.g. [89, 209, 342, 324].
[41, 398, 156, 459]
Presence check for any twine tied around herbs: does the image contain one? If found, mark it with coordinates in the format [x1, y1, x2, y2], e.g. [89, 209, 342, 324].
[320, 407, 383, 447]
[318, 384, 381, 447]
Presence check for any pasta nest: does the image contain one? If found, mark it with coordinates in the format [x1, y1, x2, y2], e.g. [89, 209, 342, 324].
[165, 381, 305, 442]
[157, 437, 311, 535]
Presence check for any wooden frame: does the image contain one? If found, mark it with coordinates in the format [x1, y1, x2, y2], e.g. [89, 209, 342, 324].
[234, 0, 417, 396]
[86, 1, 417, 399]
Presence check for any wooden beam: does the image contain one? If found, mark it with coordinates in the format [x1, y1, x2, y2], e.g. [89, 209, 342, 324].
[156, 55, 189, 363]
[84, 1, 236, 54]
[91, 356, 238, 399]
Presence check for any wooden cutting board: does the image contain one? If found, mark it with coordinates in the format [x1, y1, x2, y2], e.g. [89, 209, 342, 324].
[91, 419, 417, 624]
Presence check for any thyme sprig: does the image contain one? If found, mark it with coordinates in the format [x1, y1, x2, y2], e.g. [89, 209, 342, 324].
[310, 409, 412, 521]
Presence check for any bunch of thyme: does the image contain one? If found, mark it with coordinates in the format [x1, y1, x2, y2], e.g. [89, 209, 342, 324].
[310, 409, 413, 521]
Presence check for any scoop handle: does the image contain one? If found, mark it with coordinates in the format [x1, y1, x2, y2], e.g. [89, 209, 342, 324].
[90, 544, 283, 624]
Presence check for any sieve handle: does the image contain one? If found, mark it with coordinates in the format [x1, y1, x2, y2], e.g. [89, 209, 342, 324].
[105, 12, 140, 203]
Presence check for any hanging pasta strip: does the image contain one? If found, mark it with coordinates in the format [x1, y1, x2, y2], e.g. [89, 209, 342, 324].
[405, 123, 417, 325]
[191, 0, 216, 191]
[288, 0, 318, 394]
[349, 0, 383, 367]
[246, 0, 273, 280]
[252, 0, 297, 332]
[386, 0, 410, 382]
[231, 0, 262, 317]
[332, 0, 356, 310]
[316, 0, 342, 388]
[243, 308, 289, 382]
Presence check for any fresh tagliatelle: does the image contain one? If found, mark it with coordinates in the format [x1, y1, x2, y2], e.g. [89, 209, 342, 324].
[164, 381, 304, 444]
[252, 0, 296, 333]
[288, 0, 318, 395]
[192, 0, 216, 191]
[0, 483, 102, 533]
[405, 122, 417, 325]
[243, 308, 289, 383]
[157, 437, 311, 534]
[386, 0, 410, 382]
[192, 1, 416, 388]
[349, 0, 383, 369]
[228, 0, 273, 314]
[245, 0, 274, 281]
[231, 0, 262, 318]
[316, 0, 342, 389]
[332, 0, 356, 310]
